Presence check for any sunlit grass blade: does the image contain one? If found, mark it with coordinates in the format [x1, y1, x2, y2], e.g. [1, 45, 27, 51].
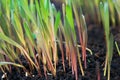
[80, 14, 88, 68]
[108, 0, 115, 26]
[115, 41, 120, 56]
[0, 33, 36, 68]
[23, 21, 35, 46]
[107, 34, 114, 80]
[19, 0, 37, 27]
[12, 13, 25, 46]
[55, 11, 61, 36]
[113, 0, 120, 14]
[65, 4, 76, 40]
[113, 0, 120, 26]
[72, 2, 88, 69]
[100, 1, 114, 80]
[0, 0, 11, 37]
[100, 1, 109, 76]
[76, 46, 84, 76]
[0, 62, 24, 68]
[63, 1, 79, 80]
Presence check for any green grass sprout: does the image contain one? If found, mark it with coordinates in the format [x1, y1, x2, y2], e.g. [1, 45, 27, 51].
[0, 0, 119, 80]
[100, 1, 114, 80]
[115, 41, 120, 56]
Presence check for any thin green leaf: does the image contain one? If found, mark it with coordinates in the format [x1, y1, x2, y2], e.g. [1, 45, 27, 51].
[23, 21, 35, 46]
[55, 11, 61, 36]
[0, 62, 24, 68]
[0, 33, 36, 67]
[115, 41, 120, 56]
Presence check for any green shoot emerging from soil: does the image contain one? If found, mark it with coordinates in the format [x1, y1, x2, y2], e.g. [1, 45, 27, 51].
[100, 1, 114, 80]
[0, 0, 119, 80]
[115, 41, 120, 56]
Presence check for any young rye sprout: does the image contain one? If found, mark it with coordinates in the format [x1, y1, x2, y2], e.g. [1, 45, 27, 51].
[1, 0, 120, 80]
[100, 1, 114, 80]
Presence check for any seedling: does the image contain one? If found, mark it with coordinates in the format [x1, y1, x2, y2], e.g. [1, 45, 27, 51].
[100, 1, 114, 80]
[0, 0, 119, 80]
[115, 41, 120, 56]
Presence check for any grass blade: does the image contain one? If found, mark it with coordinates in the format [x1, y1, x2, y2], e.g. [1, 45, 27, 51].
[0, 33, 36, 68]
[0, 62, 24, 68]
[115, 41, 120, 56]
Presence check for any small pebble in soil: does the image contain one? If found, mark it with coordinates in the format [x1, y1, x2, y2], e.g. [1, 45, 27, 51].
[1, 73, 8, 80]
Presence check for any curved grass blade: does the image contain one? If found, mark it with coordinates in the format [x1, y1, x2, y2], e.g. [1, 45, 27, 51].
[100, 2, 114, 80]
[115, 41, 120, 56]
[0, 33, 36, 68]
[0, 62, 24, 68]
[65, 3, 76, 40]
[55, 11, 61, 36]
[23, 21, 35, 46]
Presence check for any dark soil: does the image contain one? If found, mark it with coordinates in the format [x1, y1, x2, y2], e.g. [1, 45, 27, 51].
[0, 26, 120, 80]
